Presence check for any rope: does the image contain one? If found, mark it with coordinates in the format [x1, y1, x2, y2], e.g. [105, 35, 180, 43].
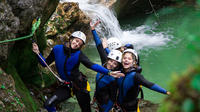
[0, 18, 41, 44]
[36, 53, 70, 84]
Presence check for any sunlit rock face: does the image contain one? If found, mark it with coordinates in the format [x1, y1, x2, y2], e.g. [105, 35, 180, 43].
[46, 2, 91, 45]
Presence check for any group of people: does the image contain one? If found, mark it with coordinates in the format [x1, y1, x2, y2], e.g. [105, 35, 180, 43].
[32, 20, 170, 112]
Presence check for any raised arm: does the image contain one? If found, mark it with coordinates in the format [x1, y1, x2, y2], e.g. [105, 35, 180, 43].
[91, 30, 108, 64]
[79, 52, 124, 78]
[90, 21, 107, 64]
[32, 42, 55, 67]
[135, 73, 168, 94]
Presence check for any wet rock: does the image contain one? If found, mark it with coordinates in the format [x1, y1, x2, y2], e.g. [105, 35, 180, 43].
[0, 0, 20, 62]
[46, 2, 91, 45]
[139, 100, 159, 112]
[0, 0, 59, 62]
[99, 0, 117, 8]
[113, 0, 174, 18]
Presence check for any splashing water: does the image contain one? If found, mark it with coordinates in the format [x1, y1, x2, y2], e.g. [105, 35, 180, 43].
[121, 25, 173, 51]
[60, 0, 172, 51]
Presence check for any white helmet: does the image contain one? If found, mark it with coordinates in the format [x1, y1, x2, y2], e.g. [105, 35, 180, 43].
[107, 50, 122, 63]
[71, 31, 86, 44]
[107, 37, 122, 51]
[123, 49, 138, 61]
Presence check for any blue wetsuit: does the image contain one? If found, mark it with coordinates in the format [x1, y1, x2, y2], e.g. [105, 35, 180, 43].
[92, 30, 118, 112]
[37, 43, 110, 112]
[117, 68, 167, 111]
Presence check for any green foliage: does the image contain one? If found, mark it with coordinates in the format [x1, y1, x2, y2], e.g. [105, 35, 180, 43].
[30, 72, 56, 88]
[0, 70, 3, 75]
[158, 101, 171, 112]
[197, 0, 200, 6]
[190, 74, 200, 92]
[1, 84, 5, 89]
[182, 98, 195, 112]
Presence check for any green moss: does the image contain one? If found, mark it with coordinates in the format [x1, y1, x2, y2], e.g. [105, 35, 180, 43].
[6, 63, 38, 112]
[1, 27, 51, 111]
[182, 98, 195, 112]
[0, 70, 3, 75]
[30, 72, 56, 88]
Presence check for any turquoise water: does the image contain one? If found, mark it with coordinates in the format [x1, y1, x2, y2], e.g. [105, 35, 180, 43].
[62, 6, 200, 112]
[119, 6, 200, 103]
[83, 6, 200, 104]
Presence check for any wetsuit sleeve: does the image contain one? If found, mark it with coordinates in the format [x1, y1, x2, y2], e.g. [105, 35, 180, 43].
[104, 47, 110, 54]
[79, 52, 109, 75]
[37, 49, 55, 67]
[135, 73, 167, 94]
[92, 30, 107, 64]
[137, 55, 140, 66]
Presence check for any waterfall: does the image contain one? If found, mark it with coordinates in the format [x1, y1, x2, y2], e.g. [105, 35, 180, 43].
[60, 0, 172, 51]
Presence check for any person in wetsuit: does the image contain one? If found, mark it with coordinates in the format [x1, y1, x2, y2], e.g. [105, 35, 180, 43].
[32, 31, 123, 112]
[90, 21, 124, 112]
[117, 49, 170, 112]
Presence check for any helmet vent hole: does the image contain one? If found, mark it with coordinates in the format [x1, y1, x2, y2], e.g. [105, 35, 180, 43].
[116, 56, 119, 60]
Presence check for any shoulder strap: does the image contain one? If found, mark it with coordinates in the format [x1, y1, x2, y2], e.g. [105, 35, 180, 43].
[135, 72, 144, 100]
[139, 86, 144, 100]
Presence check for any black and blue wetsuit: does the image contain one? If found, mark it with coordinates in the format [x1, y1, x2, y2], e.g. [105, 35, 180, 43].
[37, 43, 110, 112]
[117, 68, 167, 111]
[92, 30, 118, 112]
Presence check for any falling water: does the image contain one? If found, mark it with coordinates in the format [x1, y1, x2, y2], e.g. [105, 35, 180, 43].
[60, 0, 172, 52]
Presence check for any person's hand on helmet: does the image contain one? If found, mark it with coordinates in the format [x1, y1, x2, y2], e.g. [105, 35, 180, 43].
[32, 42, 40, 54]
[90, 20, 101, 30]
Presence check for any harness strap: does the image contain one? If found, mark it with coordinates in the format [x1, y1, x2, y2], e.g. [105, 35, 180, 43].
[137, 100, 140, 112]
[37, 53, 70, 84]
[139, 85, 144, 100]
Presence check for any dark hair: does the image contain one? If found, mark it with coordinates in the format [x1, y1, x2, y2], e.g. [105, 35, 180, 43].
[104, 59, 122, 71]
[69, 37, 84, 49]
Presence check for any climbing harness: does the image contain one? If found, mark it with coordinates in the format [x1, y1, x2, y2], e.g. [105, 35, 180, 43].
[137, 100, 141, 112]
[0, 18, 41, 44]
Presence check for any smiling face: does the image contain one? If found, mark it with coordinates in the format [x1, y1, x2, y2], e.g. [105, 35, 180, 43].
[122, 52, 135, 70]
[106, 59, 119, 70]
[70, 38, 84, 49]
